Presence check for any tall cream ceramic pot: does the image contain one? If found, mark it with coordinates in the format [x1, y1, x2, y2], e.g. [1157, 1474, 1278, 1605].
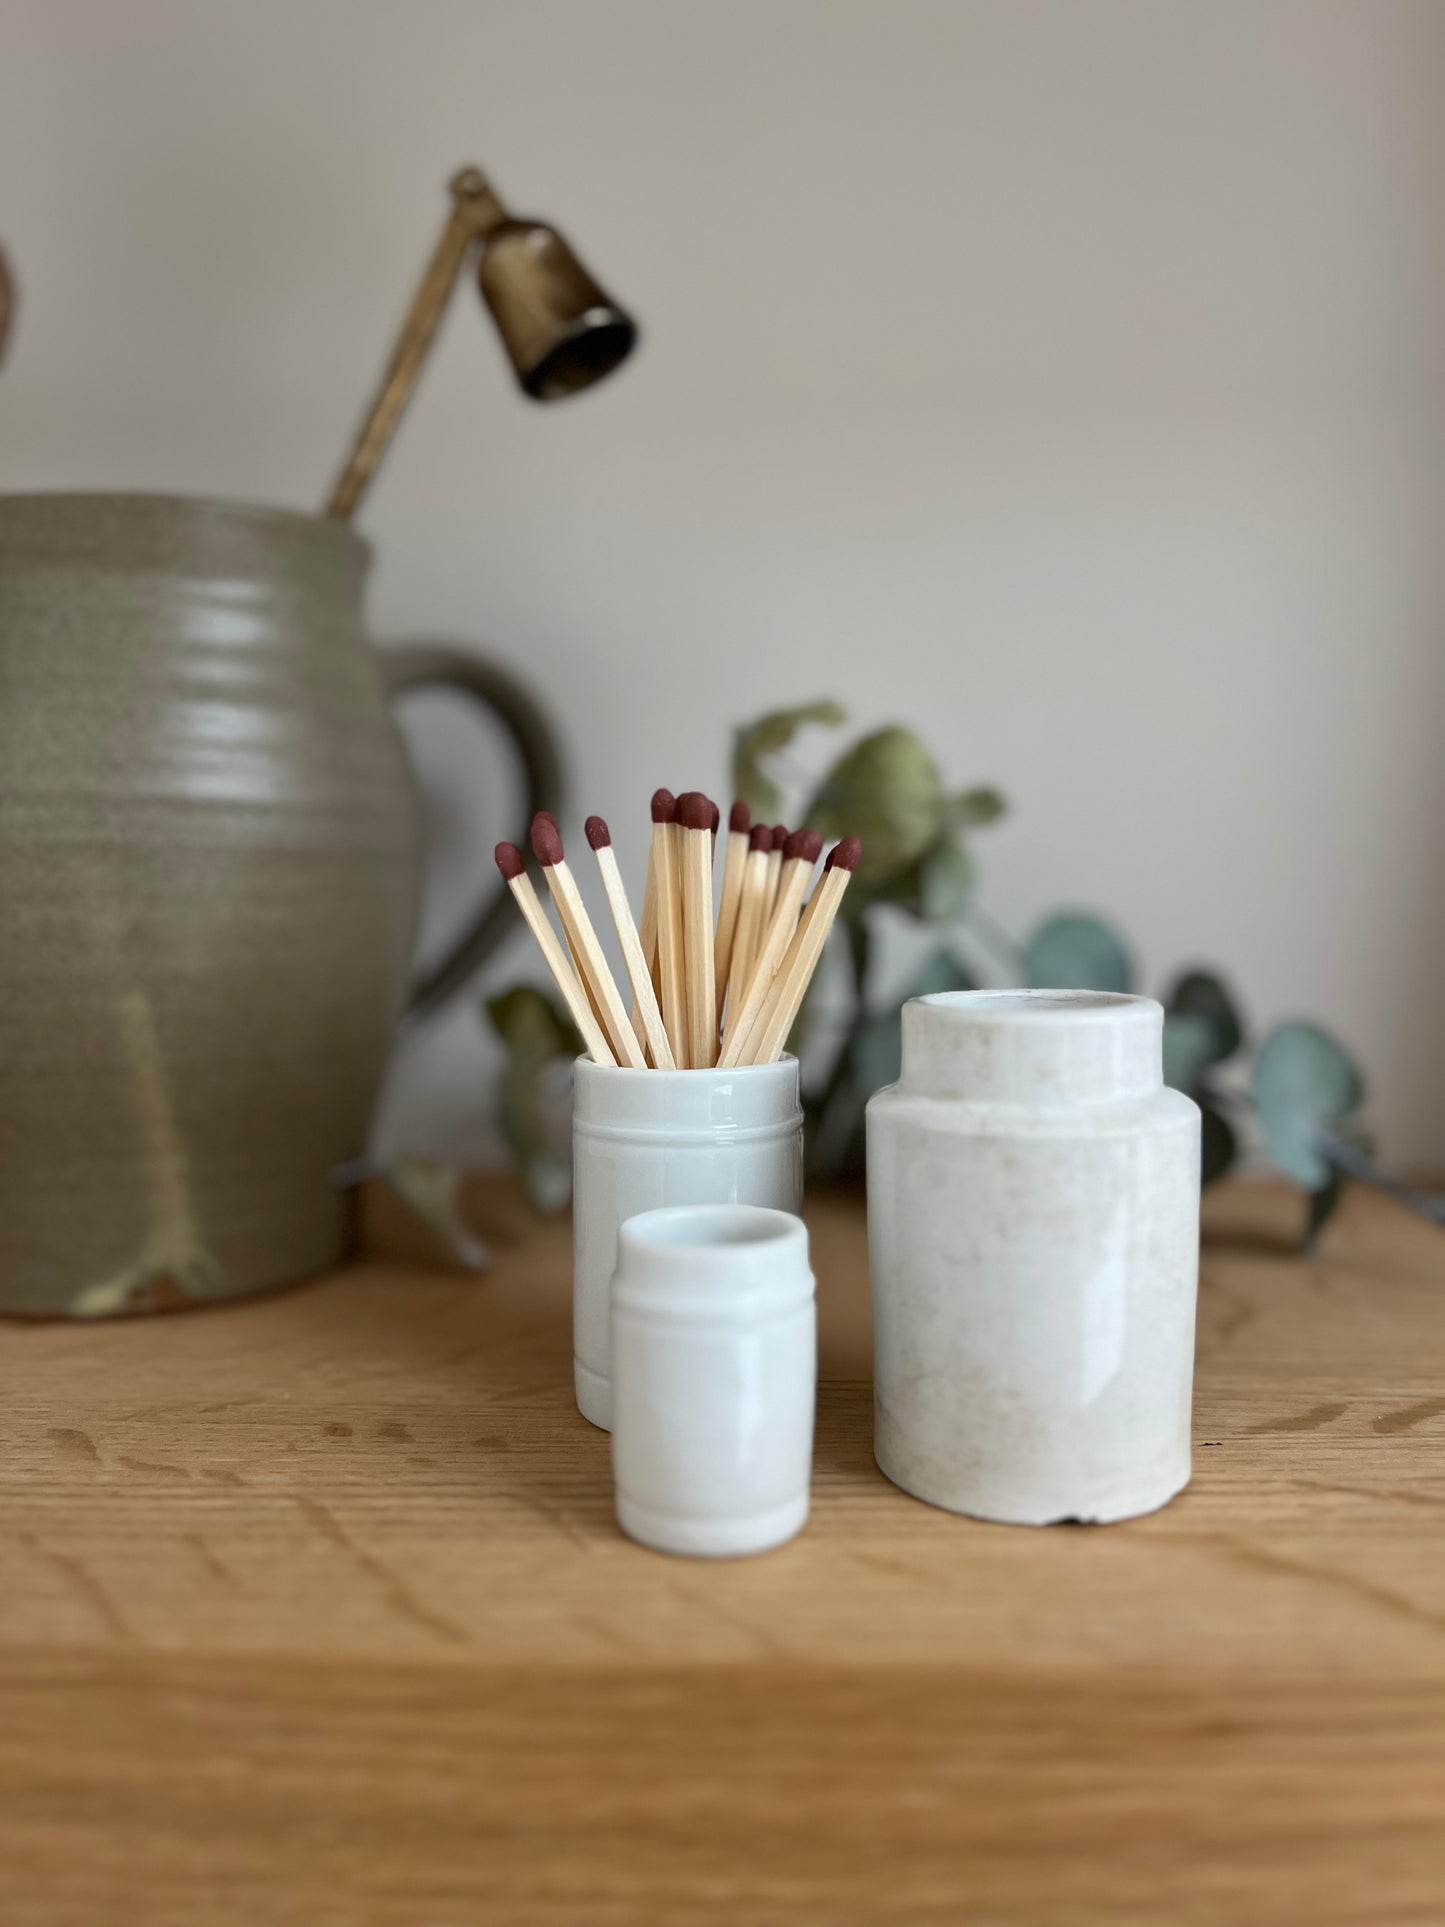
[0, 493, 560, 1315]
[867, 990, 1200, 1525]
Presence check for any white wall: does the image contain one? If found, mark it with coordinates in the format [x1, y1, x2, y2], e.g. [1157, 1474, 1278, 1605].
[3, 0, 1443, 1168]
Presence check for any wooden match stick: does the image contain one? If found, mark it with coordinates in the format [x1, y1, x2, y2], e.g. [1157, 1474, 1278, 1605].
[585, 816, 675, 1070]
[636, 788, 673, 1001]
[494, 843, 615, 1066]
[531, 817, 647, 1069]
[526, 810, 608, 1031]
[712, 799, 750, 1025]
[757, 827, 823, 961]
[716, 829, 822, 1068]
[677, 792, 718, 1069]
[722, 823, 772, 1038]
[741, 837, 862, 1066]
[651, 792, 688, 1066]
[743, 851, 827, 1044]
[762, 823, 788, 923]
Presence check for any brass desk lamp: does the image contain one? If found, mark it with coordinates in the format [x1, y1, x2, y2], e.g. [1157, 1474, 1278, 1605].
[327, 165, 637, 519]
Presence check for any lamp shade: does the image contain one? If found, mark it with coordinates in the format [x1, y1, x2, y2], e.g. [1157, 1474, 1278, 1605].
[477, 219, 637, 402]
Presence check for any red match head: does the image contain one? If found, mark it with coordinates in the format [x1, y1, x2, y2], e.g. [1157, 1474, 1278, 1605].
[494, 842, 525, 881]
[800, 829, 824, 863]
[729, 800, 750, 835]
[707, 799, 720, 834]
[748, 824, 771, 853]
[825, 836, 862, 873]
[584, 815, 611, 851]
[677, 791, 713, 832]
[770, 824, 789, 852]
[530, 814, 564, 866]
[782, 828, 811, 862]
[651, 788, 677, 825]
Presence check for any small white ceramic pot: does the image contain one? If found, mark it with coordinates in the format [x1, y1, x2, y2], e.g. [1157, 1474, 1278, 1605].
[867, 990, 1200, 1525]
[610, 1204, 816, 1557]
[571, 1056, 804, 1431]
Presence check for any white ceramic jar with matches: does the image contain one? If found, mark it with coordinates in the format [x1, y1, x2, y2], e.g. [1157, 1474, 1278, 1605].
[572, 1057, 804, 1430]
[610, 1204, 817, 1556]
[866, 990, 1201, 1526]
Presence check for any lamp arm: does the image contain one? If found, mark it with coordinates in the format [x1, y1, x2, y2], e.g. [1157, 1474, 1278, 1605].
[325, 167, 507, 522]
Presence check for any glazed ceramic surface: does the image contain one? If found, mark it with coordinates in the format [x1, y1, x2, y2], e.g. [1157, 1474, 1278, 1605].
[867, 990, 1200, 1525]
[610, 1204, 816, 1557]
[0, 493, 557, 1315]
[571, 1057, 803, 1430]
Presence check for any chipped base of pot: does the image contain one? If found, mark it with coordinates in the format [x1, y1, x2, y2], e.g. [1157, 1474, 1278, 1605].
[874, 1447, 1191, 1527]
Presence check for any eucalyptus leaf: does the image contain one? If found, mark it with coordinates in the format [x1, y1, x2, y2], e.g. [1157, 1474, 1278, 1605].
[382, 1158, 490, 1271]
[806, 727, 944, 886]
[1198, 1094, 1238, 1187]
[515, 1148, 575, 1217]
[731, 700, 846, 820]
[806, 1072, 870, 1183]
[838, 853, 928, 920]
[486, 985, 582, 1216]
[909, 949, 974, 1000]
[1162, 1012, 1217, 1093]
[848, 952, 972, 1096]
[918, 839, 976, 921]
[1252, 1020, 1365, 1190]
[849, 1010, 906, 1098]
[1164, 969, 1243, 1067]
[495, 1055, 577, 1217]
[1024, 913, 1133, 994]
[945, 786, 1007, 831]
[487, 984, 583, 1063]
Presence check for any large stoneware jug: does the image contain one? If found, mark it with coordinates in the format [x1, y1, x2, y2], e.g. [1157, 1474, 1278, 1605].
[0, 493, 560, 1315]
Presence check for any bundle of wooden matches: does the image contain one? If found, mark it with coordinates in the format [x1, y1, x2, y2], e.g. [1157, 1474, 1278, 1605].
[494, 793, 862, 1070]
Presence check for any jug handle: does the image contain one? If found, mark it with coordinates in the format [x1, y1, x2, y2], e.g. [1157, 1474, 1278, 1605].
[376, 641, 564, 1024]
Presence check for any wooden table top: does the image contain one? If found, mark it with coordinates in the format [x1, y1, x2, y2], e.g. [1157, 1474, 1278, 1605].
[2, 1177, 1444, 1924]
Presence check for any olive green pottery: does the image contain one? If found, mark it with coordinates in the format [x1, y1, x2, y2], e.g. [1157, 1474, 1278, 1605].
[0, 493, 560, 1315]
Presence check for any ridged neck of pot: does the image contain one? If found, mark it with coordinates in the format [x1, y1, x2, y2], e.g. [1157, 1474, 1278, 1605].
[573, 1053, 802, 1135]
[899, 991, 1164, 1105]
[0, 492, 368, 603]
[613, 1205, 813, 1320]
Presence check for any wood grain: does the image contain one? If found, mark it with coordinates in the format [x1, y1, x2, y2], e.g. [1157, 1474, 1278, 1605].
[2, 1177, 1444, 1923]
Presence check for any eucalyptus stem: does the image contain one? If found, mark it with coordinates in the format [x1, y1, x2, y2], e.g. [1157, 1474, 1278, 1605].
[1317, 1134, 1445, 1228]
